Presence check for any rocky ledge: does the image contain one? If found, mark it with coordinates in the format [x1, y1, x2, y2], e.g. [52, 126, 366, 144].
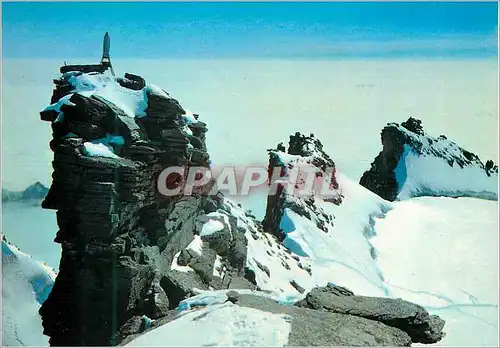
[296, 284, 445, 344]
[120, 285, 444, 346]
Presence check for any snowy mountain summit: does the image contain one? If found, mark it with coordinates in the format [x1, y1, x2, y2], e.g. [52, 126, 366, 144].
[30, 62, 447, 346]
[360, 117, 498, 201]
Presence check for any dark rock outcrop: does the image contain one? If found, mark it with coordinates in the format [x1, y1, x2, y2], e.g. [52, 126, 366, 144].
[238, 293, 413, 346]
[60, 64, 106, 74]
[39, 64, 264, 346]
[263, 133, 342, 241]
[296, 284, 445, 344]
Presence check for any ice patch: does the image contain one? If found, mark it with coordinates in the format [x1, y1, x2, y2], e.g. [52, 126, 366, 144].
[82, 134, 125, 159]
[394, 145, 410, 192]
[199, 212, 231, 237]
[83, 142, 119, 159]
[200, 220, 224, 237]
[183, 110, 198, 125]
[146, 84, 169, 99]
[43, 93, 75, 113]
[140, 315, 154, 330]
[63, 132, 79, 138]
[177, 289, 303, 314]
[213, 255, 223, 278]
[186, 235, 203, 256]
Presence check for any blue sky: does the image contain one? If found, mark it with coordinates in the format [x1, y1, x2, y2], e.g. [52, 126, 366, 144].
[2, 2, 498, 59]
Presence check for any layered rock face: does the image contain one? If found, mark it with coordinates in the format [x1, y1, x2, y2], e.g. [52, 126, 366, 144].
[39, 66, 214, 345]
[296, 284, 445, 344]
[360, 117, 498, 201]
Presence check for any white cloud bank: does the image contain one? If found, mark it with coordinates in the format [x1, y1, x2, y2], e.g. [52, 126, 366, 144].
[2, 58, 498, 192]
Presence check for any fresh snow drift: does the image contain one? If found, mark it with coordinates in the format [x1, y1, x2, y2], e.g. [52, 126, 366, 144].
[2, 237, 57, 346]
[184, 161, 394, 302]
[277, 173, 391, 297]
[47, 70, 197, 124]
[83, 142, 119, 159]
[180, 188, 498, 346]
[397, 144, 498, 200]
[125, 302, 292, 347]
[81, 134, 125, 159]
[220, 173, 391, 299]
[372, 197, 499, 347]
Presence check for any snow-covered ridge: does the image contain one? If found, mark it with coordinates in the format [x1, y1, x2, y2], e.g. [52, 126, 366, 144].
[2, 236, 56, 346]
[360, 117, 498, 201]
[261, 133, 392, 298]
[164, 170, 391, 303]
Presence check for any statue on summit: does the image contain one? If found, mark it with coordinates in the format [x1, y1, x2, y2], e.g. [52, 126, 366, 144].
[59, 33, 115, 75]
[101, 32, 115, 76]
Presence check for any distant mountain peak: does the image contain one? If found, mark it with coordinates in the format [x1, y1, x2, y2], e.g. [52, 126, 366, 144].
[360, 117, 498, 201]
[2, 182, 49, 202]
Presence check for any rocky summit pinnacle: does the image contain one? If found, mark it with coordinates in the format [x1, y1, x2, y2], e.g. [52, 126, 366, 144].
[263, 132, 342, 240]
[37, 63, 445, 346]
[38, 64, 213, 345]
